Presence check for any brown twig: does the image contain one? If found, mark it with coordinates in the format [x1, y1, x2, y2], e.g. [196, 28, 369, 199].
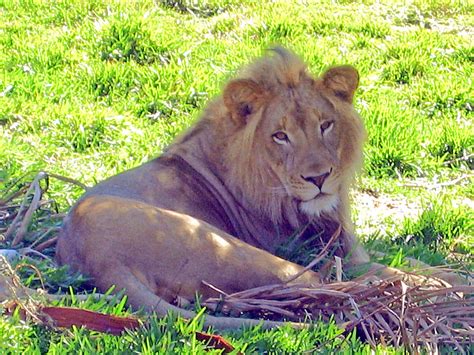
[11, 172, 47, 246]
[399, 174, 473, 189]
[14, 262, 46, 289]
[33, 236, 58, 252]
[19, 248, 51, 260]
[46, 172, 90, 191]
[5, 172, 47, 245]
[0, 185, 29, 206]
[0, 257, 43, 322]
[284, 224, 342, 284]
[201, 280, 230, 297]
[29, 227, 58, 250]
[443, 153, 474, 166]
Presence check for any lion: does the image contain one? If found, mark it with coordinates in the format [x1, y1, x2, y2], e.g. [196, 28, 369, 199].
[55, 48, 450, 330]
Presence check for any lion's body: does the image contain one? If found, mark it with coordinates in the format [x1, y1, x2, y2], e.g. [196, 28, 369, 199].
[56, 48, 372, 328]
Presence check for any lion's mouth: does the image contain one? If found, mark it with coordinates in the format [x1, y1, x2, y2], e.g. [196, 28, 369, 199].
[298, 193, 339, 217]
[299, 191, 330, 202]
[314, 192, 329, 198]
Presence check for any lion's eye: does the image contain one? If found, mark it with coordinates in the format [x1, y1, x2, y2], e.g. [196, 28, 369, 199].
[272, 131, 289, 144]
[320, 121, 334, 134]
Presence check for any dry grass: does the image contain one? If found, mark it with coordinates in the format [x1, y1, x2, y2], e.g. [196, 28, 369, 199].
[1, 171, 86, 255]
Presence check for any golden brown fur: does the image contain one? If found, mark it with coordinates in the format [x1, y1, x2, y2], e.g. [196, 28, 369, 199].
[56, 48, 379, 329]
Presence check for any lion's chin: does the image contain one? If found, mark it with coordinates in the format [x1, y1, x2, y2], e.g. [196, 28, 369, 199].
[299, 194, 339, 218]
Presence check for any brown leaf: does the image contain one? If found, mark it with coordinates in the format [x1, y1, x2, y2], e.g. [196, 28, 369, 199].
[40, 306, 141, 335]
[194, 330, 238, 353]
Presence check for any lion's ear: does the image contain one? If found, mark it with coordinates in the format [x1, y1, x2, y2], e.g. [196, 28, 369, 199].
[321, 66, 359, 103]
[223, 79, 265, 124]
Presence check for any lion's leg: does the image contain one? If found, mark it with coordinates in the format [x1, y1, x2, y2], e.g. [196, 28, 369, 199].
[365, 251, 468, 286]
[57, 195, 321, 311]
[346, 250, 461, 286]
[98, 264, 304, 330]
[337, 232, 460, 286]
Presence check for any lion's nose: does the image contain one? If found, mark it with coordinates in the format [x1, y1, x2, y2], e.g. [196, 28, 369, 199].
[302, 168, 332, 190]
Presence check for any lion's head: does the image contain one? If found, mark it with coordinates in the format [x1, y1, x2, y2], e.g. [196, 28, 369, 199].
[215, 48, 365, 228]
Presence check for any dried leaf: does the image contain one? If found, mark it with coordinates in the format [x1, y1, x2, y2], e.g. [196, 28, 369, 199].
[40, 306, 141, 335]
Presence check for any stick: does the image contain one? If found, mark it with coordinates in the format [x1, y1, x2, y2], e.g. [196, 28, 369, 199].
[399, 174, 473, 189]
[33, 236, 58, 252]
[5, 172, 46, 245]
[47, 172, 90, 191]
[284, 224, 342, 284]
[11, 173, 46, 246]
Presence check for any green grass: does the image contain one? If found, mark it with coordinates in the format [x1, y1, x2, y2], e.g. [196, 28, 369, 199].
[1, 0, 473, 352]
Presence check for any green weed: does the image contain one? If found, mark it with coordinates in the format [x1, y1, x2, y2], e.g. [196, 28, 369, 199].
[395, 199, 473, 254]
[98, 19, 170, 65]
[428, 123, 474, 168]
[159, 0, 235, 17]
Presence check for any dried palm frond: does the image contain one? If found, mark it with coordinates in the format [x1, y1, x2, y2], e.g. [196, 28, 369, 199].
[203, 277, 474, 351]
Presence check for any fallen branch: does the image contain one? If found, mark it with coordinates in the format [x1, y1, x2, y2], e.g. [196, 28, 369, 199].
[443, 153, 474, 166]
[2, 171, 86, 250]
[6, 172, 47, 246]
[46, 173, 90, 191]
[399, 174, 473, 189]
[33, 236, 59, 252]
